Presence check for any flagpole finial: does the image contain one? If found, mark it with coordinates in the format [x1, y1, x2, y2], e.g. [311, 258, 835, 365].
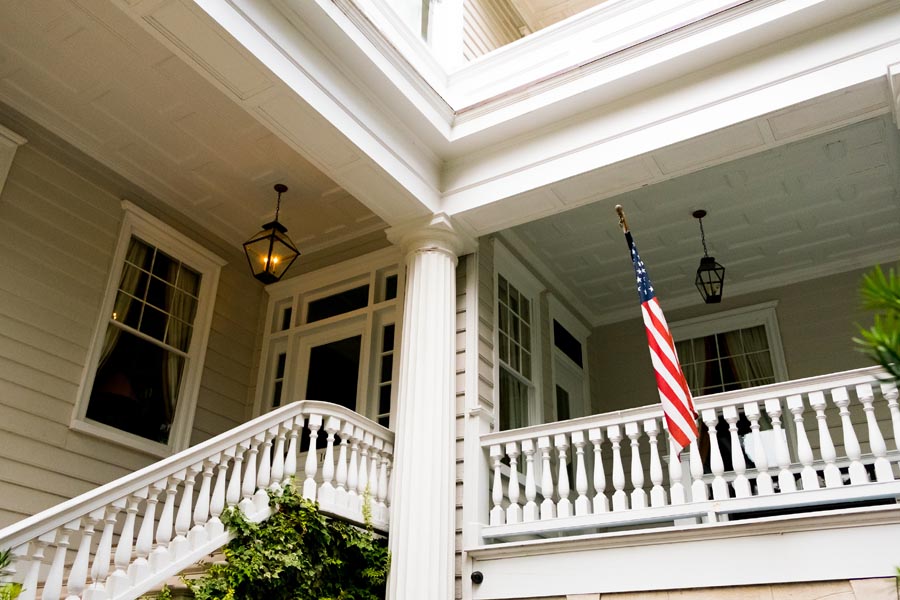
[615, 204, 629, 233]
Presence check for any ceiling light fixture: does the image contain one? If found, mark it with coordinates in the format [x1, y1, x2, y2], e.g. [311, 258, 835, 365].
[243, 184, 300, 284]
[692, 209, 725, 304]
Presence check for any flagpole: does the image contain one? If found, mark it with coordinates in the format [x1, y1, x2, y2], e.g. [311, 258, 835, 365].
[615, 204, 629, 234]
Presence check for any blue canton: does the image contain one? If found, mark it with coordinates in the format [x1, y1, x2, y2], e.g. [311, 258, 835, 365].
[626, 232, 656, 304]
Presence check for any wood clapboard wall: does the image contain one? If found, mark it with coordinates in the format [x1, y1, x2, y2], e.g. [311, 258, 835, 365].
[0, 133, 263, 528]
[463, 0, 526, 61]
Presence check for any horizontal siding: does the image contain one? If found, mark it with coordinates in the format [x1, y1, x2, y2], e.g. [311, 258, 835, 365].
[0, 135, 262, 527]
[463, 0, 525, 60]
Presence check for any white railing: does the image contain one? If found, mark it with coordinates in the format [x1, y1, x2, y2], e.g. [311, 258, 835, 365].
[482, 367, 900, 540]
[0, 401, 394, 600]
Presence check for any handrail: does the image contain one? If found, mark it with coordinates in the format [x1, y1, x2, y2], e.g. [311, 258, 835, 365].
[0, 400, 394, 600]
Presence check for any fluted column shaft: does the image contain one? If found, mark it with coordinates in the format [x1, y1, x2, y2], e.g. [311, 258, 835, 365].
[386, 216, 470, 600]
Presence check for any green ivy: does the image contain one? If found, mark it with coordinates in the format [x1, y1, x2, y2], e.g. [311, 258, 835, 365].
[186, 484, 389, 600]
[0, 548, 23, 600]
[855, 264, 900, 381]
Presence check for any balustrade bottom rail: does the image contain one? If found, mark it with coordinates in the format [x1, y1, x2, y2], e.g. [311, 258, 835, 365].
[0, 401, 393, 600]
[482, 367, 900, 541]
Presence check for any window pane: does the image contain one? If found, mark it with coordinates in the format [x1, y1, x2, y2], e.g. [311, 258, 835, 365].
[87, 327, 184, 444]
[152, 249, 179, 282]
[556, 385, 570, 421]
[382, 324, 395, 353]
[146, 277, 174, 311]
[385, 274, 398, 301]
[553, 320, 583, 367]
[520, 297, 530, 325]
[140, 305, 168, 341]
[380, 355, 393, 383]
[177, 266, 201, 296]
[125, 238, 154, 271]
[275, 352, 287, 379]
[164, 319, 193, 352]
[272, 381, 283, 408]
[113, 291, 142, 329]
[306, 285, 370, 323]
[498, 306, 509, 335]
[499, 368, 529, 430]
[521, 351, 531, 379]
[498, 332, 509, 363]
[118, 264, 148, 299]
[521, 323, 531, 351]
[509, 287, 519, 314]
[379, 384, 391, 414]
[498, 276, 508, 306]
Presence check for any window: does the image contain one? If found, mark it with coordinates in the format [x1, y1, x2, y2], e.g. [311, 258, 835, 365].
[670, 301, 788, 396]
[494, 240, 543, 430]
[73, 202, 224, 455]
[549, 295, 591, 422]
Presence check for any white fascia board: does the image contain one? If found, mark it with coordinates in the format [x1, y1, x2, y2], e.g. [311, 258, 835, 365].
[442, 3, 900, 217]
[191, 0, 443, 216]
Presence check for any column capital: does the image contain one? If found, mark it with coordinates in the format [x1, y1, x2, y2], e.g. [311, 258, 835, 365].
[385, 213, 477, 259]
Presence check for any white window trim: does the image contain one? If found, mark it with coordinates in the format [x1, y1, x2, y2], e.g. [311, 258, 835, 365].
[71, 201, 225, 457]
[493, 238, 545, 428]
[0, 123, 26, 199]
[548, 295, 591, 419]
[669, 300, 789, 384]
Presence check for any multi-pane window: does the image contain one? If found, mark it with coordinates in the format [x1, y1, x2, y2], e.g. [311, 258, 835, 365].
[375, 324, 395, 427]
[498, 275, 533, 430]
[85, 236, 204, 444]
[675, 324, 776, 396]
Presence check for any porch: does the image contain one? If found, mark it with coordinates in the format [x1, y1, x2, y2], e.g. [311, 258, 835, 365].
[468, 366, 900, 598]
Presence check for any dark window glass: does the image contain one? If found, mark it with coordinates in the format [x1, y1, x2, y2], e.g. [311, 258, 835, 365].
[382, 324, 395, 353]
[556, 385, 570, 422]
[280, 307, 293, 331]
[385, 275, 398, 301]
[553, 320, 583, 368]
[379, 385, 391, 414]
[276, 353, 287, 379]
[380, 355, 393, 383]
[272, 381, 283, 408]
[306, 285, 369, 323]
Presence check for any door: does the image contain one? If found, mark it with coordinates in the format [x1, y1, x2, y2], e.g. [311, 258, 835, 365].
[554, 353, 586, 421]
[293, 320, 369, 415]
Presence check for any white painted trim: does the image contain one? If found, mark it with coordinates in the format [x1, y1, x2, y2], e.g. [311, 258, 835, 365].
[71, 201, 224, 455]
[669, 300, 789, 383]
[493, 237, 545, 428]
[0, 122, 26, 199]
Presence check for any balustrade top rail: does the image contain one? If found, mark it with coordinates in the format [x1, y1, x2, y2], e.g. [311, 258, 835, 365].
[481, 366, 893, 447]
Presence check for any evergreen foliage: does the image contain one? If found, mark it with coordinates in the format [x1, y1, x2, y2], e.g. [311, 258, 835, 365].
[186, 485, 389, 600]
[0, 549, 22, 600]
[855, 264, 900, 381]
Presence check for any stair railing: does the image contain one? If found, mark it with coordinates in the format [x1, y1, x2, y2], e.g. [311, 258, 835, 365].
[0, 400, 393, 600]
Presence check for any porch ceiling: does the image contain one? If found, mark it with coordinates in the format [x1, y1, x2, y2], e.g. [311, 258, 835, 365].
[506, 113, 900, 326]
[0, 0, 386, 256]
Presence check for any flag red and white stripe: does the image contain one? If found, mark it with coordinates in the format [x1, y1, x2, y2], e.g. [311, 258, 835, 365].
[625, 230, 698, 455]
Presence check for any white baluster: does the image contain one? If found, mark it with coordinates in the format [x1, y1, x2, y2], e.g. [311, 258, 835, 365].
[108, 492, 142, 597]
[87, 500, 122, 598]
[505, 442, 523, 524]
[881, 382, 900, 453]
[358, 431, 373, 513]
[607, 425, 628, 511]
[832, 387, 867, 485]
[227, 443, 247, 510]
[319, 417, 341, 507]
[368, 438, 382, 518]
[377, 443, 391, 523]
[857, 384, 893, 482]
[254, 429, 274, 512]
[20, 538, 47, 600]
[666, 429, 686, 506]
[625, 422, 646, 509]
[208, 450, 232, 539]
[807, 392, 841, 488]
[284, 416, 303, 486]
[151, 472, 182, 571]
[346, 423, 361, 510]
[537, 436, 556, 520]
[744, 402, 774, 495]
[689, 433, 707, 501]
[173, 465, 200, 560]
[785, 395, 818, 490]
[190, 456, 216, 548]
[720, 407, 750, 498]
[336, 421, 353, 508]
[129, 482, 163, 584]
[521, 438, 538, 522]
[644, 419, 667, 507]
[304, 414, 323, 501]
[489, 445, 505, 526]
[554, 434, 572, 518]
[41, 525, 73, 600]
[270, 424, 287, 493]
[702, 409, 728, 501]
[66, 515, 97, 600]
[764, 399, 796, 493]
[571, 431, 590, 516]
[240, 435, 262, 514]
[588, 428, 608, 513]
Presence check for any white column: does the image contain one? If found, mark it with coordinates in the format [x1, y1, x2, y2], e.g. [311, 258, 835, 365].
[386, 216, 472, 600]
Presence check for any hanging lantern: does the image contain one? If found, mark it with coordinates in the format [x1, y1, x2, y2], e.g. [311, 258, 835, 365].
[243, 184, 300, 284]
[692, 209, 725, 304]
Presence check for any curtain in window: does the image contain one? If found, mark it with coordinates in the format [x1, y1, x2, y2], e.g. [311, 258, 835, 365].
[500, 369, 529, 430]
[723, 325, 774, 384]
[162, 263, 193, 425]
[99, 239, 150, 369]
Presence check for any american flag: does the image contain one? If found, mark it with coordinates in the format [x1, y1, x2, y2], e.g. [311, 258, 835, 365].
[625, 230, 699, 455]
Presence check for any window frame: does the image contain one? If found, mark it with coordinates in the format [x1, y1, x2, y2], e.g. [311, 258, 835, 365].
[669, 300, 789, 392]
[71, 201, 225, 456]
[493, 239, 545, 429]
[0, 123, 26, 199]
